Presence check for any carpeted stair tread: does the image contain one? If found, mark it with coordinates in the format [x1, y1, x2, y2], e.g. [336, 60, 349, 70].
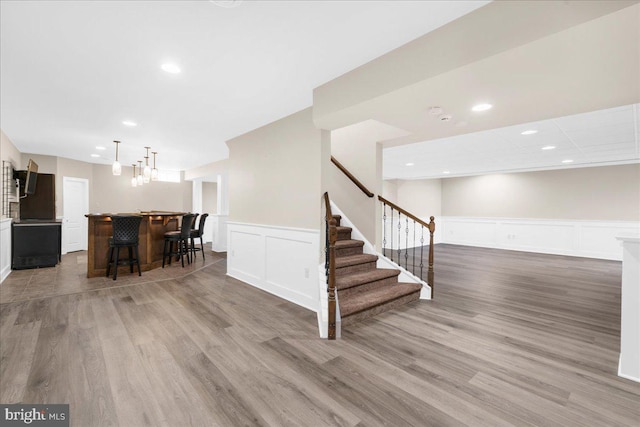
[336, 268, 400, 290]
[339, 282, 422, 319]
[336, 226, 352, 233]
[335, 254, 378, 268]
[334, 239, 364, 249]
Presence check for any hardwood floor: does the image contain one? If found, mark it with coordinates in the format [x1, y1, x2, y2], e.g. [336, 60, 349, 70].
[1, 244, 639, 426]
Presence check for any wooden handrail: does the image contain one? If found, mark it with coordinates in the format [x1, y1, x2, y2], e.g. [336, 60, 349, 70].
[323, 192, 337, 340]
[331, 156, 374, 198]
[378, 195, 433, 230]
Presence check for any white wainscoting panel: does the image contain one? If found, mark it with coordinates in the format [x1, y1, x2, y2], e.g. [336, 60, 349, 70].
[227, 222, 320, 312]
[1, 218, 12, 283]
[441, 217, 640, 261]
[210, 214, 228, 252]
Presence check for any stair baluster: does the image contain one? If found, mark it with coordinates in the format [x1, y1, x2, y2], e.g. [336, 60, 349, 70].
[397, 212, 402, 266]
[405, 216, 409, 271]
[413, 219, 416, 276]
[382, 204, 387, 259]
[378, 196, 436, 298]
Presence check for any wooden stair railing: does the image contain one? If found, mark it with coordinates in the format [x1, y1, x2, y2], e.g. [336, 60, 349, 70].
[378, 195, 435, 298]
[323, 192, 337, 340]
[331, 156, 374, 198]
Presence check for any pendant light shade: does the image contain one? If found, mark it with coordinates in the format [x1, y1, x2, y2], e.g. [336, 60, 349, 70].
[137, 161, 144, 186]
[151, 151, 159, 181]
[131, 164, 137, 187]
[112, 141, 122, 176]
[143, 147, 151, 183]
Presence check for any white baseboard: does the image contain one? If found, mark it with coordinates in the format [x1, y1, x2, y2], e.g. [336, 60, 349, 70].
[619, 354, 640, 383]
[227, 222, 320, 312]
[440, 217, 640, 261]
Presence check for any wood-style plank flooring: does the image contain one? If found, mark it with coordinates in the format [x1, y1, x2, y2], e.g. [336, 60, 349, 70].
[1, 243, 639, 426]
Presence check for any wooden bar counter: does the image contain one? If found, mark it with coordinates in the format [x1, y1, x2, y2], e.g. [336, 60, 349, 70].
[85, 212, 185, 278]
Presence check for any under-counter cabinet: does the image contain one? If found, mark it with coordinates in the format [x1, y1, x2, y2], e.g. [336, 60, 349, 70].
[12, 221, 61, 269]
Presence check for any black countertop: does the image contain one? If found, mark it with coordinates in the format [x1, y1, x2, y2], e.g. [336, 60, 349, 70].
[13, 219, 62, 225]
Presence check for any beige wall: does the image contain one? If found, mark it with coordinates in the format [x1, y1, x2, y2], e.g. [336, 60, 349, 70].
[227, 108, 323, 229]
[1, 130, 22, 219]
[90, 165, 192, 214]
[184, 159, 228, 181]
[21, 153, 57, 174]
[11, 153, 192, 216]
[382, 179, 398, 204]
[441, 164, 640, 221]
[1, 129, 22, 170]
[202, 182, 217, 215]
[329, 120, 408, 245]
[396, 179, 442, 218]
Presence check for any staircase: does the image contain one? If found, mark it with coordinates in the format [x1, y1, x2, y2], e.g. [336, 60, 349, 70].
[332, 214, 422, 326]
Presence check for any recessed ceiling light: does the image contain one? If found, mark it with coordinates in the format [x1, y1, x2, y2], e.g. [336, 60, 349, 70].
[122, 120, 137, 127]
[428, 107, 443, 116]
[90, 154, 100, 158]
[562, 159, 574, 164]
[161, 63, 181, 74]
[521, 129, 538, 135]
[471, 103, 492, 112]
[405, 162, 415, 166]
[442, 170, 450, 174]
[541, 145, 556, 150]
[95, 146, 106, 150]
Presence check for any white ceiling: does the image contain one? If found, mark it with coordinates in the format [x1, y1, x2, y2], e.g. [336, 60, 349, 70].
[383, 103, 640, 180]
[0, 0, 488, 171]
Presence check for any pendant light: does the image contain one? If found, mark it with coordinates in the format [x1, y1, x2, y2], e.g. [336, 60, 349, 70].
[131, 164, 137, 187]
[143, 147, 151, 183]
[137, 160, 144, 186]
[112, 141, 122, 175]
[151, 151, 159, 181]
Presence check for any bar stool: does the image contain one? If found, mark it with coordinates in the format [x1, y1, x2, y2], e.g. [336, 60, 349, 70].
[106, 215, 142, 280]
[190, 213, 209, 261]
[162, 213, 196, 268]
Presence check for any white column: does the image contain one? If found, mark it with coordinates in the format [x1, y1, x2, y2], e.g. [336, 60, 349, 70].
[211, 173, 228, 252]
[216, 173, 229, 215]
[192, 179, 202, 214]
[616, 234, 640, 383]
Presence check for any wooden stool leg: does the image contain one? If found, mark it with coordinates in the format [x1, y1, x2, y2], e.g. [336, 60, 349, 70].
[106, 246, 113, 277]
[162, 240, 167, 268]
[134, 245, 141, 276]
[113, 247, 120, 280]
[128, 246, 134, 273]
[200, 236, 205, 260]
[180, 239, 185, 267]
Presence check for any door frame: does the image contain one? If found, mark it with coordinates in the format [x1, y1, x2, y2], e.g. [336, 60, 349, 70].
[62, 176, 89, 254]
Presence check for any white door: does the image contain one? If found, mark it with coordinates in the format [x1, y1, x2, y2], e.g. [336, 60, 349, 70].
[63, 177, 89, 253]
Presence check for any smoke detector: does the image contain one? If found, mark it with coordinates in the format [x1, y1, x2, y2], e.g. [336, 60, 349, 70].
[429, 107, 443, 116]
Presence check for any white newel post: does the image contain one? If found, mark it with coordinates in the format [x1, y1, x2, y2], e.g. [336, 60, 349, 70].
[616, 234, 640, 383]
